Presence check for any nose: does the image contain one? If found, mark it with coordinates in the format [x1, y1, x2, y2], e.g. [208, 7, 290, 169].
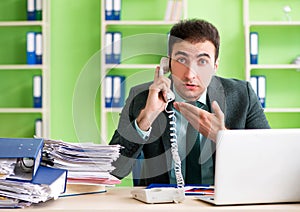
[184, 61, 197, 79]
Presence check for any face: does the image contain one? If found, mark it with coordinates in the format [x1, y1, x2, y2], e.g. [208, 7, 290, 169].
[170, 40, 218, 102]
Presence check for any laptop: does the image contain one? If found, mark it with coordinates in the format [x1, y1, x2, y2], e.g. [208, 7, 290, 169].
[197, 129, 300, 205]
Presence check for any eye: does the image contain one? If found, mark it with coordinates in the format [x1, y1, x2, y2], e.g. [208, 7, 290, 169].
[198, 58, 210, 66]
[177, 57, 187, 64]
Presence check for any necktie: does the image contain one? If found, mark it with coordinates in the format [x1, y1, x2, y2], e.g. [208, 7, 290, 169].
[185, 101, 208, 184]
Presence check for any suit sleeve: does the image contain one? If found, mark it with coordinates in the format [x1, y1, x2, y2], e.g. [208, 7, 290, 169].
[109, 86, 149, 179]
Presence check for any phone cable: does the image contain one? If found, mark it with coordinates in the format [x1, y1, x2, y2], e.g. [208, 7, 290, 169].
[165, 100, 185, 189]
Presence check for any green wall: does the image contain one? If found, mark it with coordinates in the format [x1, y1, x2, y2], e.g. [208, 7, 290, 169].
[50, 0, 300, 141]
[50, 0, 247, 142]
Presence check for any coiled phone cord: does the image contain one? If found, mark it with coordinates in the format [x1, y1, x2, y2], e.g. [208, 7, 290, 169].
[165, 100, 185, 189]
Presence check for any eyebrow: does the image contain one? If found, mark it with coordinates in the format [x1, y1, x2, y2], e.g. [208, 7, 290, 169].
[174, 51, 211, 59]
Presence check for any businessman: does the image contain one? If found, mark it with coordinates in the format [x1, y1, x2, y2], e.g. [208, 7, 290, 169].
[109, 19, 270, 186]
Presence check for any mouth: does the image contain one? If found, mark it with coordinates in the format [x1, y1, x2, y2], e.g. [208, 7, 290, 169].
[184, 83, 198, 90]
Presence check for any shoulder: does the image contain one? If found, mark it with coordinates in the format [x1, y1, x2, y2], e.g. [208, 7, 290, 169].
[210, 75, 250, 93]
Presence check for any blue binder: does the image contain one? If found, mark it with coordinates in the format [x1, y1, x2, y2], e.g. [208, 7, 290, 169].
[35, 33, 43, 64]
[27, 32, 36, 64]
[31, 166, 67, 195]
[250, 32, 258, 64]
[27, 0, 36, 20]
[0, 138, 44, 181]
[257, 75, 266, 108]
[112, 75, 125, 108]
[113, 0, 121, 20]
[33, 75, 42, 108]
[112, 32, 122, 64]
[105, 75, 113, 108]
[105, 32, 113, 64]
[105, 0, 113, 20]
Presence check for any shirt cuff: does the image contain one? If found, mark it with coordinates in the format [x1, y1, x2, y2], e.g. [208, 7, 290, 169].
[134, 119, 152, 141]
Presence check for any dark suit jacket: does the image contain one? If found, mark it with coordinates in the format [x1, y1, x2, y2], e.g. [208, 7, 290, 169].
[109, 75, 270, 186]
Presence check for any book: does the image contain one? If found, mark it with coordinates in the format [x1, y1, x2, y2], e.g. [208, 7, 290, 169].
[0, 138, 43, 181]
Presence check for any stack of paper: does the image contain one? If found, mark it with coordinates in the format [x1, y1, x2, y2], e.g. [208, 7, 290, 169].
[0, 165, 67, 208]
[0, 138, 67, 208]
[43, 138, 122, 186]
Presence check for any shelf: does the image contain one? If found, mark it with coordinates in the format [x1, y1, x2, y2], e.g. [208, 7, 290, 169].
[264, 108, 300, 113]
[104, 108, 122, 113]
[104, 20, 181, 26]
[0, 65, 44, 70]
[0, 108, 43, 113]
[249, 21, 300, 27]
[249, 64, 300, 70]
[104, 64, 157, 69]
[0, 21, 43, 27]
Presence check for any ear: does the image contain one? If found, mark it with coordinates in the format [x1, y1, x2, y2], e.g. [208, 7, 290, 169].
[213, 58, 219, 74]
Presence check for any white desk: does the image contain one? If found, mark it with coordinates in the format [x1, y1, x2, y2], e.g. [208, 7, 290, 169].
[6, 187, 300, 212]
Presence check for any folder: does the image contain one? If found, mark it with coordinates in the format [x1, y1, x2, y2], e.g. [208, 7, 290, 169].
[105, 75, 113, 108]
[105, 0, 113, 20]
[112, 32, 122, 64]
[113, 0, 121, 20]
[33, 75, 42, 108]
[27, 0, 35, 20]
[35, 0, 42, 20]
[26, 32, 36, 64]
[31, 166, 67, 199]
[258, 76, 266, 108]
[35, 33, 43, 64]
[250, 32, 258, 64]
[35, 119, 43, 137]
[112, 75, 125, 108]
[0, 138, 44, 181]
[105, 32, 113, 64]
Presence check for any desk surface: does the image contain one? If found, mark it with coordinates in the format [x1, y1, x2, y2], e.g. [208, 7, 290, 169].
[7, 187, 300, 212]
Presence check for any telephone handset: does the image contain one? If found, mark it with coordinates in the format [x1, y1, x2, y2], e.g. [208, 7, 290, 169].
[159, 57, 175, 102]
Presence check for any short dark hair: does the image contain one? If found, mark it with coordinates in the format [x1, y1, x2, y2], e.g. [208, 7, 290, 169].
[168, 19, 220, 61]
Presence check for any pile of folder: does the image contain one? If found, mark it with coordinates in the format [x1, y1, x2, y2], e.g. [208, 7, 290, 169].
[42, 138, 122, 186]
[0, 138, 67, 208]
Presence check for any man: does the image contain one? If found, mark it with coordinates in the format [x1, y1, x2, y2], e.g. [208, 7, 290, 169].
[109, 19, 270, 186]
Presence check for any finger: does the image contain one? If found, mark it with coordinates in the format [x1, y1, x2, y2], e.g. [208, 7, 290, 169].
[175, 102, 200, 121]
[154, 66, 160, 81]
[212, 101, 224, 120]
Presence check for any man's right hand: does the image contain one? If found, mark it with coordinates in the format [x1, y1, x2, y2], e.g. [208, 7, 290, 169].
[136, 67, 172, 131]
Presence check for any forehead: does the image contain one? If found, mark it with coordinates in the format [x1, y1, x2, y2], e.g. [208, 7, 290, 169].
[171, 40, 216, 58]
